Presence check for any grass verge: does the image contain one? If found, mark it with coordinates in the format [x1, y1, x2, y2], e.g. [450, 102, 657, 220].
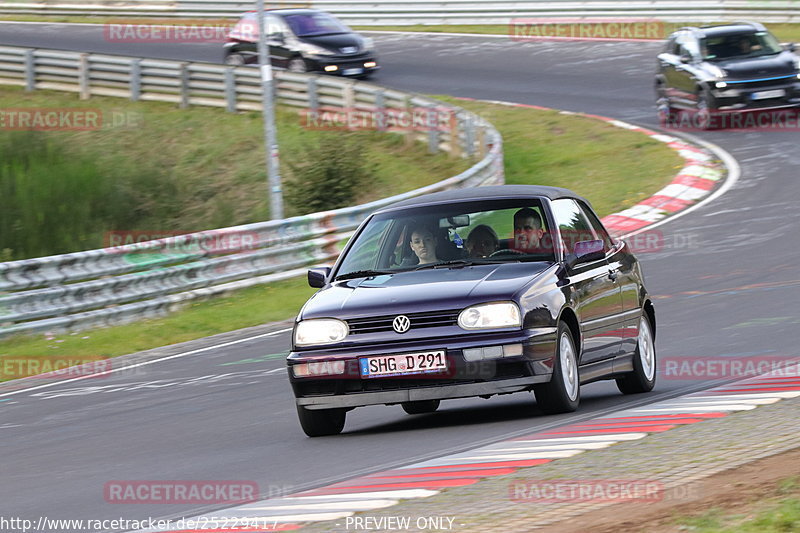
[0, 86, 469, 260]
[672, 477, 800, 532]
[354, 22, 800, 43]
[0, 98, 684, 368]
[2, 17, 799, 42]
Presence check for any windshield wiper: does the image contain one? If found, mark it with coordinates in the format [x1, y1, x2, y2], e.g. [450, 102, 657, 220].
[335, 269, 395, 281]
[413, 259, 509, 271]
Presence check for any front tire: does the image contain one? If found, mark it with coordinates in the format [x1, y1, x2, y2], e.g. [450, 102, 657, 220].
[696, 89, 717, 130]
[534, 321, 580, 414]
[288, 57, 308, 73]
[296, 405, 346, 437]
[224, 53, 245, 66]
[617, 314, 657, 394]
[401, 400, 440, 415]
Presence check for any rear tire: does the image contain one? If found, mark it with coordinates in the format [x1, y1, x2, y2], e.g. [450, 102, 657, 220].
[534, 321, 580, 414]
[401, 399, 440, 415]
[224, 53, 245, 66]
[617, 314, 657, 394]
[296, 405, 346, 437]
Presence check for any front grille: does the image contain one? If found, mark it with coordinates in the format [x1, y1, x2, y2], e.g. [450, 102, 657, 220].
[347, 310, 460, 335]
[727, 76, 796, 90]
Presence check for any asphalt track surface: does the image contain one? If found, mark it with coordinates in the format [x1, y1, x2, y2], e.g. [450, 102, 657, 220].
[1, 23, 799, 529]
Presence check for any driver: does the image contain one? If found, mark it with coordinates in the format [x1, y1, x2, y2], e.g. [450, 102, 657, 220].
[408, 225, 439, 265]
[512, 207, 545, 253]
[466, 225, 499, 258]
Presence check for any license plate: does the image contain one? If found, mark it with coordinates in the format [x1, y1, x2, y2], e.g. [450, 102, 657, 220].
[360, 350, 447, 378]
[751, 89, 785, 100]
[342, 67, 363, 76]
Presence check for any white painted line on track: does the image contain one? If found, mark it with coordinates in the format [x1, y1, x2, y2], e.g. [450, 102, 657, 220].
[0, 327, 292, 398]
[478, 442, 615, 452]
[242, 499, 398, 511]
[285, 489, 439, 500]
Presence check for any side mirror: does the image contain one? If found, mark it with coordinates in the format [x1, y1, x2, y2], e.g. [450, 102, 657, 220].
[679, 54, 692, 64]
[564, 240, 605, 271]
[269, 32, 285, 44]
[307, 267, 331, 288]
[786, 42, 797, 52]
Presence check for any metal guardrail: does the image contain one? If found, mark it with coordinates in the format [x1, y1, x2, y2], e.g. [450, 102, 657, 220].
[0, 1, 799, 23]
[0, 45, 504, 339]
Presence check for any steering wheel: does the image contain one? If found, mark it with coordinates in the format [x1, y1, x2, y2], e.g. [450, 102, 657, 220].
[489, 248, 526, 258]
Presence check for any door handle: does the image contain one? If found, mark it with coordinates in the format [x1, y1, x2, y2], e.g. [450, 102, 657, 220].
[608, 269, 618, 282]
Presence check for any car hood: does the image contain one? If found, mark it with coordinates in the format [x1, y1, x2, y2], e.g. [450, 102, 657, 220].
[710, 52, 797, 79]
[300, 262, 553, 320]
[299, 32, 365, 54]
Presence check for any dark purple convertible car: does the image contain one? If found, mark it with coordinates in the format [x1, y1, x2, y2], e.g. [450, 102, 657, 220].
[287, 186, 656, 436]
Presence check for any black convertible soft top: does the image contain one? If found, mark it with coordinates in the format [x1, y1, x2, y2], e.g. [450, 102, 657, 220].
[378, 185, 592, 213]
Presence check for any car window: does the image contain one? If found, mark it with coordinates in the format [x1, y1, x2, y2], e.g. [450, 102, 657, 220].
[334, 199, 555, 279]
[550, 199, 597, 256]
[283, 12, 349, 37]
[577, 200, 614, 252]
[701, 31, 783, 60]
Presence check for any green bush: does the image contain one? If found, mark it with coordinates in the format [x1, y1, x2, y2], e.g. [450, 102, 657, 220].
[284, 136, 376, 216]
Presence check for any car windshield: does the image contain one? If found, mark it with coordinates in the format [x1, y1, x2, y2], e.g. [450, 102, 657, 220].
[335, 198, 556, 280]
[283, 12, 350, 37]
[701, 31, 783, 61]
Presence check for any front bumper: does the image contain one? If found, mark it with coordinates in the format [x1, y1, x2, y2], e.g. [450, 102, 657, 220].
[297, 375, 550, 410]
[711, 78, 800, 110]
[306, 53, 379, 76]
[288, 327, 557, 410]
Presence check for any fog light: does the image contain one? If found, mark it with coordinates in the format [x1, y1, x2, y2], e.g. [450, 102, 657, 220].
[463, 348, 483, 362]
[715, 81, 727, 89]
[503, 343, 524, 357]
[364, 61, 377, 68]
[293, 360, 345, 378]
[324, 65, 339, 72]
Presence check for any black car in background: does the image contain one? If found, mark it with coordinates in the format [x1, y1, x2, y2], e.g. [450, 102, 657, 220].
[655, 22, 800, 123]
[287, 186, 656, 436]
[223, 8, 379, 78]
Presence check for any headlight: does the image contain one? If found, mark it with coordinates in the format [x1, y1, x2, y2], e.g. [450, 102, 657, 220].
[458, 302, 522, 330]
[715, 81, 728, 89]
[301, 43, 335, 56]
[293, 360, 346, 378]
[707, 65, 727, 78]
[294, 319, 348, 346]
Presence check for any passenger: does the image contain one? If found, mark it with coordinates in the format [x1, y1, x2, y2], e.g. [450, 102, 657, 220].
[513, 207, 545, 253]
[408, 225, 439, 265]
[466, 224, 499, 258]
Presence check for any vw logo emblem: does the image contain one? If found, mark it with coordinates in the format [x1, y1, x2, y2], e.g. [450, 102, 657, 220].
[392, 315, 411, 333]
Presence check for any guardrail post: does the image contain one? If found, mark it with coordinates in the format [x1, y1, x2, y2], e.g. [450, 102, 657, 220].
[224, 66, 236, 113]
[464, 113, 476, 158]
[477, 122, 487, 158]
[375, 90, 386, 132]
[307, 76, 318, 111]
[343, 80, 355, 111]
[403, 95, 414, 147]
[427, 105, 439, 154]
[78, 53, 90, 100]
[130, 59, 141, 102]
[449, 110, 461, 159]
[179, 62, 189, 109]
[23, 49, 35, 92]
